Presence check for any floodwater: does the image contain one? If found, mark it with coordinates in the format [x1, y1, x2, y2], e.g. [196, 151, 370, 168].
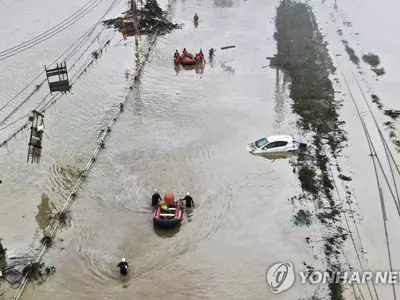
[2, 0, 399, 299]
[0, 0, 314, 299]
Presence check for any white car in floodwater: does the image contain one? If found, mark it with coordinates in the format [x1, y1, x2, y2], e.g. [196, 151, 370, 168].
[247, 135, 307, 154]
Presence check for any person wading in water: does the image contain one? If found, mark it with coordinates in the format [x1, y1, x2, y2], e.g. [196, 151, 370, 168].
[152, 190, 162, 206]
[183, 192, 195, 208]
[117, 258, 129, 275]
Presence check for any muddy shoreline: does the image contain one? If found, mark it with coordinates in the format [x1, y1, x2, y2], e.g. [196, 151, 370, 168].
[274, 0, 348, 298]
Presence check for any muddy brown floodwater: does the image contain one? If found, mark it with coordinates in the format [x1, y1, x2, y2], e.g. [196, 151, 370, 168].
[3, 0, 400, 297]
[0, 0, 315, 299]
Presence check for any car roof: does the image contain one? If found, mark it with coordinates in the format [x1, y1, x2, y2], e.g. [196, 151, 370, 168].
[266, 135, 294, 142]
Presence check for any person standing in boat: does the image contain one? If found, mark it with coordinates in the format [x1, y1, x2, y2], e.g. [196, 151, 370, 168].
[174, 50, 180, 58]
[183, 192, 195, 208]
[117, 258, 129, 275]
[152, 190, 162, 206]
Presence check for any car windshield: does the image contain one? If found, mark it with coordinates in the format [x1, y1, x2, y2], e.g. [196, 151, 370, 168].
[255, 138, 269, 148]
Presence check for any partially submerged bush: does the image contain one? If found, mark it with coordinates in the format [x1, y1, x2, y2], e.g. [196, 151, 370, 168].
[22, 262, 45, 279]
[0, 238, 6, 260]
[40, 235, 53, 247]
[22, 262, 56, 281]
[342, 40, 360, 65]
[372, 67, 385, 76]
[362, 53, 380, 67]
[55, 211, 70, 224]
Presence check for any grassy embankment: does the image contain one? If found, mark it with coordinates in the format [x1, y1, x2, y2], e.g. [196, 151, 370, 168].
[274, 1, 348, 298]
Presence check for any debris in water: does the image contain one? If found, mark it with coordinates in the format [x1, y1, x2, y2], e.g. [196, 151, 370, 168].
[338, 174, 351, 181]
[102, 0, 180, 36]
[337, 29, 342, 36]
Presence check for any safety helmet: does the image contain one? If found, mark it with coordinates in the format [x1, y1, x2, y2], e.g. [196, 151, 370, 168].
[187, 192, 190, 196]
[122, 258, 126, 262]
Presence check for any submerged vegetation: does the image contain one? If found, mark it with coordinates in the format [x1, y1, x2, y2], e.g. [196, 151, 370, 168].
[274, 0, 348, 298]
[22, 262, 56, 281]
[342, 40, 359, 65]
[293, 209, 313, 227]
[370, 94, 400, 149]
[362, 53, 380, 67]
[363, 53, 385, 76]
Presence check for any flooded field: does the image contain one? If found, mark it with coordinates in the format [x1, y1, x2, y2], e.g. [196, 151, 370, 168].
[1, 0, 400, 299]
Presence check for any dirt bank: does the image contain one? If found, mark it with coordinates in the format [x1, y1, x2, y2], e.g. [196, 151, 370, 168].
[274, 0, 348, 298]
[102, 0, 180, 36]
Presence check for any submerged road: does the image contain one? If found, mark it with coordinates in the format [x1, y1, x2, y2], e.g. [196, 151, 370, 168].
[0, 0, 312, 299]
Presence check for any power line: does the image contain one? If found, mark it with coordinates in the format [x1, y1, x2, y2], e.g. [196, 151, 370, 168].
[11, 28, 160, 300]
[0, 0, 121, 122]
[336, 58, 397, 299]
[0, 0, 105, 61]
[0, 0, 114, 113]
[0, 30, 116, 148]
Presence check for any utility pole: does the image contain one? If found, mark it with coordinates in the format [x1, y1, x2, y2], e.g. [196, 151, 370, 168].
[130, 0, 140, 46]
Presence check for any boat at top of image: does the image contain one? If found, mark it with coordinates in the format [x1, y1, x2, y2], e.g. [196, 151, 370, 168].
[173, 49, 205, 65]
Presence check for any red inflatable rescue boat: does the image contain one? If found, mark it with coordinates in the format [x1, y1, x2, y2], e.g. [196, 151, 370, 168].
[153, 193, 183, 229]
[181, 56, 197, 65]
